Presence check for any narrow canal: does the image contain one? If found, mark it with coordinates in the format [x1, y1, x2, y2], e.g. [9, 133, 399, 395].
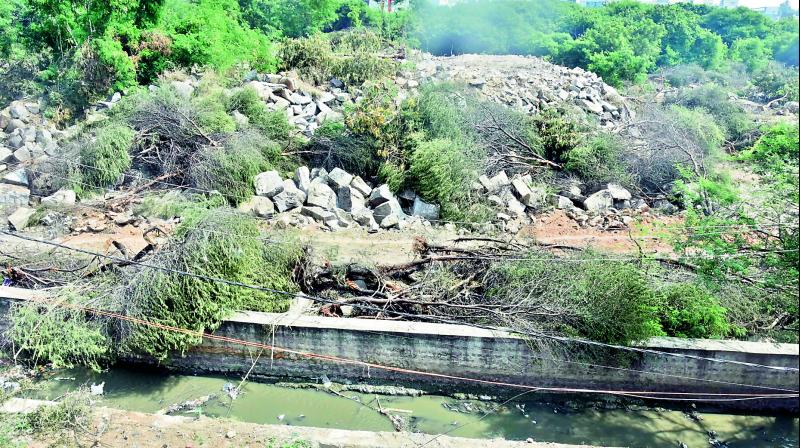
[34, 367, 799, 447]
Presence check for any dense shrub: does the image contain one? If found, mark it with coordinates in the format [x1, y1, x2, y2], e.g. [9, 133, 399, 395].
[123, 211, 302, 359]
[658, 284, 730, 338]
[9, 294, 111, 371]
[667, 84, 754, 144]
[486, 253, 664, 345]
[189, 132, 277, 205]
[409, 138, 481, 218]
[278, 29, 397, 86]
[564, 133, 631, 185]
[531, 108, 586, 165]
[157, 0, 277, 73]
[306, 121, 380, 178]
[78, 122, 134, 193]
[750, 65, 800, 103]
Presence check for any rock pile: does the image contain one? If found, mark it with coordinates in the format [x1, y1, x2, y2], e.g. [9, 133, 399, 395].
[0, 99, 67, 217]
[399, 53, 631, 129]
[554, 182, 657, 230]
[239, 166, 440, 231]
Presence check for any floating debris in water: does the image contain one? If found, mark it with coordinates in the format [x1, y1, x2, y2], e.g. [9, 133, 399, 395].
[278, 414, 285, 421]
[90, 382, 105, 395]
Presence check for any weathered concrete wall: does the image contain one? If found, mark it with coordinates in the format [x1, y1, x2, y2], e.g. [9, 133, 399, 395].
[0, 288, 797, 413]
[143, 311, 799, 413]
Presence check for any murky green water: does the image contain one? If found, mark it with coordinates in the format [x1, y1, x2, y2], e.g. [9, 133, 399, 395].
[33, 368, 798, 447]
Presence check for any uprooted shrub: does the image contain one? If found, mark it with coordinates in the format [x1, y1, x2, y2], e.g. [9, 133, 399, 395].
[621, 104, 725, 194]
[77, 122, 134, 194]
[278, 29, 398, 86]
[118, 86, 220, 181]
[305, 121, 380, 178]
[667, 83, 755, 147]
[120, 211, 303, 360]
[564, 133, 632, 186]
[484, 252, 664, 345]
[8, 292, 112, 372]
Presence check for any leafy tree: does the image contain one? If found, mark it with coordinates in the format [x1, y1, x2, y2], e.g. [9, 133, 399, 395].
[731, 37, 772, 73]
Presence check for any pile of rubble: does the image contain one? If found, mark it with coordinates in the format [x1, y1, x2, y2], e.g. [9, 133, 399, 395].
[400, 53, 631, 129]
[0, 100, 67, 216]
[239, 166, 441, 231]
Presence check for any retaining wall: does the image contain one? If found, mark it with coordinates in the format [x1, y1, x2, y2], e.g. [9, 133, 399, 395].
[1, 288, 797, 413]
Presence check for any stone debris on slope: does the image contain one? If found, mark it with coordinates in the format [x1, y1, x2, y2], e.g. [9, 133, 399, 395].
[398, 53, 633, 129]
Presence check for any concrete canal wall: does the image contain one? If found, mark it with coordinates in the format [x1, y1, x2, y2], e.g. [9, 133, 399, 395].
[1, 288, 798, 412]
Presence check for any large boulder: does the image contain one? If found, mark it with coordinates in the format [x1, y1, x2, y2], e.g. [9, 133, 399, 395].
[306, 180, 337, 210]
[0, 185, 30, 209]
[607, 183, 631, 200]
[2, 168, 28, 187]
[479, 171, 511, 193]
[8, 206, 36, 230]
[254, 171, 284, 198]
[41, 189, 76, 207]
[350, 176, 371, 197]
[272, 186, 306, 212]
[583, 189, 614, 212]
[368, 184, 394, 208]
[294, 166, 311, 193]
[0, 147, 12, 163]
[327, 168, 353, 189]
[237, 195, 275, 218]
[411, 197, 440, 221]
[372, 199, 403, 225]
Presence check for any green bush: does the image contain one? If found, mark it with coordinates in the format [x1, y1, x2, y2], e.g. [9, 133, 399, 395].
[123, 211, 302, 359]
[751, 65, 799, 102]
[228, 86, 293, 141]
[378, 160, 407, 193]
[658, 284, 730, 339]
[668, 84, 754, 144]
[157, 0, 277, 73]
[278, 29, 397, 86]
[189, 132, 277, 205]
[741, 122, 799, 169]
[9, 297, 111, 372]
[193, 87, 237, 134]
[78, 122, 134, 193]
[531, 108, 585, 164]
[486, 253, 664, 345]
[408, 138, 491, 222]
[564, 133, 631, 185]
[134, 191, 227, 220]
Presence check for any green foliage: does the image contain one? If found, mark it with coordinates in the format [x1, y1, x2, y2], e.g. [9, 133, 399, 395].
[189, 132, 279, 205]
[739, 122, 799, 205]
[487, 253, 664, 345]
[278, 29, 397, 86]
[77, 122, 134, 193]
[156, 0, 277, 74]
[134, 190, 227, 219]
[410, 138, 474, 213]
[668, 84, 754, 143]
[730, 37, 771, 73]
[240, 0, 343, 38]
[658, 284, 730, 338]
[24, 389, 93, 436]
[123, 211, 302, 359]
[9, 297, 111, 372]
[750, 65, 800, 102]
[227, 86, 293, 141]
[564, 133, 631, 185]
[307, 121, 380, 178]
[531, 108, 585, 164]
[413, 0, 795, 84]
